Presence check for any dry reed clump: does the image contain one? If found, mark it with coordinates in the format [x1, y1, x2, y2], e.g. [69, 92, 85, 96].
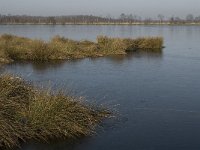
[30, 40, 52, 61]
[0, 35, 31, 61]
[133, 37, 164, 50]
[0, 34, 164, 63]
[0, 50, 11, 63]
[97, 36, 164, 52]
[97, 36, 127, 54]
[0, 74, 109, 149]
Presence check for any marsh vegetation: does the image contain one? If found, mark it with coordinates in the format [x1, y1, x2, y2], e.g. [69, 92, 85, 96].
[0, 34, 163, 63]
[0, 74, 110, 149]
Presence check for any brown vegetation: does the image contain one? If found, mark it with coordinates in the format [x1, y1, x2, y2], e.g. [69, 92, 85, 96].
[0, 34, 163, 64]
[0, 74, 109, 149]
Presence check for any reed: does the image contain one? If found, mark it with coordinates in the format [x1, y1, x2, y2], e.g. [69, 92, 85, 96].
[0, 34, 164, 63]
[0, 74, 109, 149]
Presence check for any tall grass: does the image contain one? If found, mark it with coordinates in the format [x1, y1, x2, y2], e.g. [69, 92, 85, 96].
[0, 74, 109, 149]
[0, 34, 164, 63]
[97, 36, 127, 54]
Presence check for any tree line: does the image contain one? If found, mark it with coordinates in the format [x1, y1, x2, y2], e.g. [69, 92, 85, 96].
[0, 14, 200, 24]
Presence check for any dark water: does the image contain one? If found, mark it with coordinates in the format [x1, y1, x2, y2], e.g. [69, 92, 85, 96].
[1, 25, 200, 150]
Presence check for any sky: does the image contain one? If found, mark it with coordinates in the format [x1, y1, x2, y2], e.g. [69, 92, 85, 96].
[0, 0, 200, 18]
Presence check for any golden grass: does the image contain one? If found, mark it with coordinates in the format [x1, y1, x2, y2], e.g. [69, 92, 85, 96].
[0, 34, 164, 63]
[0, 74, 109, 149]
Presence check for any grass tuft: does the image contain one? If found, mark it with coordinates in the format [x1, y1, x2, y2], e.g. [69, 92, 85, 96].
[0, 74, 109, 149]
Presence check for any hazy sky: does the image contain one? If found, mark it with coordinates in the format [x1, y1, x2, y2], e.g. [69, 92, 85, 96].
[1, 0, 200, 18]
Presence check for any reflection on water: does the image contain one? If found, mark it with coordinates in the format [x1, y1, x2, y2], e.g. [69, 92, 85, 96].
[105, 51, 163, 64]
[30, 61, 66, 72]
[4, 51, 163, 74]
[2, 25, 200, 150]
[0, 64, 5, 72]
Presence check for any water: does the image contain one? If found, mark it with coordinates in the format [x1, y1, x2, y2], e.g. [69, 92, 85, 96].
[1, 25, 200, 150]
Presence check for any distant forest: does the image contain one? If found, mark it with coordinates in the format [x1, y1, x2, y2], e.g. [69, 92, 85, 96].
[0, 14, 200, 24]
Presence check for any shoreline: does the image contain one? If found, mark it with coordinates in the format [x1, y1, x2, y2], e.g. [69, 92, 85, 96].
[1, 22, 200, 26]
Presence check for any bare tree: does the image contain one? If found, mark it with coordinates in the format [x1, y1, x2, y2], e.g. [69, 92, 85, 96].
[120, 13, 126, 21]
[170, 16, 175, 24]
[127, 14, 133, 23]
[158, 14, 164, 23]
[186, 14, 194, 22]
[195, 16, 200, 22]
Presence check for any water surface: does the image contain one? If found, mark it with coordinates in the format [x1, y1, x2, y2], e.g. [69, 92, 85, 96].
[1, 25, 200, 150]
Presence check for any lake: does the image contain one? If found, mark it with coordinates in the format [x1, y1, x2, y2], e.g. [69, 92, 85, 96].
[1, 25, 200, 150]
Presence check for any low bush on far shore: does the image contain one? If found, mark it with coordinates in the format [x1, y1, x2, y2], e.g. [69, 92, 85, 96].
[0, 34, 163, 63]
[0, 74, 110, 149]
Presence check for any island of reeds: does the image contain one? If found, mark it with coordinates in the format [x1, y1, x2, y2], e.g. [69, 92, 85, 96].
[0, 34, 163, 64]
[0, 74, 110, 149]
